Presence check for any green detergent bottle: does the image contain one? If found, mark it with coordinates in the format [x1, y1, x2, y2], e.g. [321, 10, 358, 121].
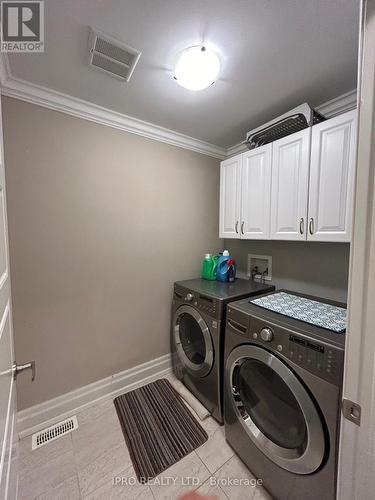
[201, 254, 218, 280]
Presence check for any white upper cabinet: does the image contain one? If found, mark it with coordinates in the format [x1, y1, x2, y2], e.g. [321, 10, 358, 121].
[270, 128, 311, 240]
[219, 156, 241, 238]
[241, 145, 272, 239]
[307, 110, 357, 242]
[219, 110, 357, 242]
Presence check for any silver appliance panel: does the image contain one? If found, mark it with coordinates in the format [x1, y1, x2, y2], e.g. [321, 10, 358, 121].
[173, 304, 214, 378]
[227, 344, 325, 474]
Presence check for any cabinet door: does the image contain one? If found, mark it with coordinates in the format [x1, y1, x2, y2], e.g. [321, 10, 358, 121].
[219, 155, 241, 238]
[270, 129, 310, 240]
[241, 145, 272, 239]
[308, 110, 357, 242]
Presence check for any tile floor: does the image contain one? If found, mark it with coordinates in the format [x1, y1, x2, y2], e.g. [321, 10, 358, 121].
[18, 375, 272, 500]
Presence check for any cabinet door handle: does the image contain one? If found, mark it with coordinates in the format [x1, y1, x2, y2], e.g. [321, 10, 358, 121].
[309, 218, 314, 235]
[299, 218, 304, 235]
[241, 222, 244, 235]
[235, 221, 239, 234]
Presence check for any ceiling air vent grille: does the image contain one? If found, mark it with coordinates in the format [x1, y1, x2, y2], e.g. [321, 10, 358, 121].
[88, 29, 141, 82]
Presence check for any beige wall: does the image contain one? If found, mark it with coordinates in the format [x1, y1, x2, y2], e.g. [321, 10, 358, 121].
[2, 97, 221, 410]
[2, 97, 350, 411]
[225, 239, 350, 302]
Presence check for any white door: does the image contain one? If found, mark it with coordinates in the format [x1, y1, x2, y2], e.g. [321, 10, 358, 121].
[270, 128, 310, 240]
[337, 2, 374, 498]
[308, 110, 357, 242]
[219, 155, 241, 239]
[0, 96, 18, 499]
[240, 145, 272, 239]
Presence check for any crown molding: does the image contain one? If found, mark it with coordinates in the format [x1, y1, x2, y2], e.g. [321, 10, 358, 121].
[0, 58, 357, 162]
[226, 89, 358, 158]
[0, 65, 226, 160]
[315, 89, 357, 118]
[0, 53, 11, 87]
[226, 141, 248, 157]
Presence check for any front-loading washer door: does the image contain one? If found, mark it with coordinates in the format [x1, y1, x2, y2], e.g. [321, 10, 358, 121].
[226, 345, 325, 475]
[173, 305, 214, 378]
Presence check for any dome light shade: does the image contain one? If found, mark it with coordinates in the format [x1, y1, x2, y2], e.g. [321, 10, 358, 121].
[174, 46, 220, 91]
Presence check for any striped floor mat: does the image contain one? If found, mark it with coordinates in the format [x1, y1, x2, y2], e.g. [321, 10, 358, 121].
[113, 378, 208, 481]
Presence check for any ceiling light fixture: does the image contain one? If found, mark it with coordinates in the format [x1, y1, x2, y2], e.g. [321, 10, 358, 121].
[173, 46, 220, 91]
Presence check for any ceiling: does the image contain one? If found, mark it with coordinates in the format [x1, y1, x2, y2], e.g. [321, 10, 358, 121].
[7, 0, 360, 148]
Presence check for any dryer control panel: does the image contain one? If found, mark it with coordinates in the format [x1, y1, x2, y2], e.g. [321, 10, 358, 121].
[226, 306, 344, 386]
[286, 333, 341, 384]
[174, 285, 218, 317]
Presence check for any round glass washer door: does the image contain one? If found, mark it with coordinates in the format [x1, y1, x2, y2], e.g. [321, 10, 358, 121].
[226, 344, 325, 474]
[173, 305, 214, 378]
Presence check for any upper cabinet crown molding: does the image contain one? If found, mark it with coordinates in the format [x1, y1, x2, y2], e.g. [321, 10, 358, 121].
[314, 90, 357, 119]
[220, 110, 357, 243]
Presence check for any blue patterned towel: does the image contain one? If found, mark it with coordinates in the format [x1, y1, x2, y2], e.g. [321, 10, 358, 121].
[250, 292, 346, 333]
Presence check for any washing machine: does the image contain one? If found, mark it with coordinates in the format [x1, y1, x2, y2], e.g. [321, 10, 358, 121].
[224, 291, 345, 500]
[171, 278, 275, 423]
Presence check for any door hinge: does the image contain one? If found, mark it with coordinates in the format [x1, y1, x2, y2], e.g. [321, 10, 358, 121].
[13, 361, 36, 381]
[342, 398, 361, 426]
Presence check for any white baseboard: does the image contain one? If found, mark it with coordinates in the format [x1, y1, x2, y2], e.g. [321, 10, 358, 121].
[17, 353, 172, 439]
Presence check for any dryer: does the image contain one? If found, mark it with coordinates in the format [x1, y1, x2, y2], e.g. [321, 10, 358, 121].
[224, 291, 345, 500]
[171, 278, 274, 423]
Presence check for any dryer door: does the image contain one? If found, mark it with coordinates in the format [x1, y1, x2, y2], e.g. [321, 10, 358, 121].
[226, 344, 325, 474]
[173, 305, 214, 378]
